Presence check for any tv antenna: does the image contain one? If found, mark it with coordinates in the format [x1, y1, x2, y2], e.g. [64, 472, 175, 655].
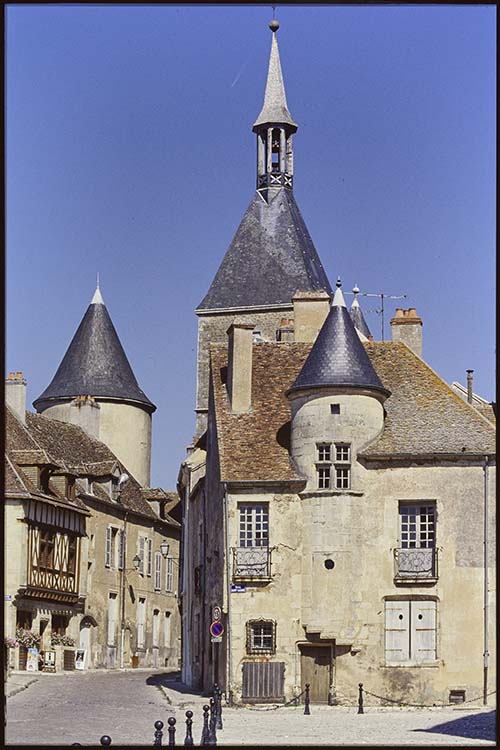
[362, 291, 406, 341]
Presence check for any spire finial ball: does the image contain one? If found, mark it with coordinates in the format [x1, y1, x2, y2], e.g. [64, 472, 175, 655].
[269, 19, 280, 33]
[336, 276, 342, 289]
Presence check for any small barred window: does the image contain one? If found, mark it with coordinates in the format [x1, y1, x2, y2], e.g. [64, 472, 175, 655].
[246, 619, 276, 655]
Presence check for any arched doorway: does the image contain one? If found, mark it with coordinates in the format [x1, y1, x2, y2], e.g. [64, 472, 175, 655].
[79, 616, 97, 668]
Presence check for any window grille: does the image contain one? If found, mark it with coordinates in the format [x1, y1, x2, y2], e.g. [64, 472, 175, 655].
[246, 619, 276, 654]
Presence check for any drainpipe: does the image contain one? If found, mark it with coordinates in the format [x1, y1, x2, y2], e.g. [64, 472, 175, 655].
[483, 455, 489, 705]
[223, 482, 233, 705]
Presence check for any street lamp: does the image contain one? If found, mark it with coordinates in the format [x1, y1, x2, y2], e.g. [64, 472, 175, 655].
[132, 554, 141, 570]
[160, 540, 170, 559]
[119, 553, 141, 669]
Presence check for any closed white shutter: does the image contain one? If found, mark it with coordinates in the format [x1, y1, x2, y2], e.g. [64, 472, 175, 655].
[154, 552, 162, 591]
[166, 557, 173, 592]
[152, 610, 160, 647]
[105, 527, 112, 567]
[137, 597, 146, 648]
[139, 536, 145, 574]
[411, 600, 436, 662]
[108, 593, 118, 645]
[385, 601, 410, 662]
[164, 612, 171, 647]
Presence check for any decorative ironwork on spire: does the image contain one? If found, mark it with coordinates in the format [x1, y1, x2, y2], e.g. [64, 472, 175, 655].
[253, 20, 297, 192]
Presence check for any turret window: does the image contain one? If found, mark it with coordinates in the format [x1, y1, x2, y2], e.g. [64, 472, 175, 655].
[316, 442, 351, 490]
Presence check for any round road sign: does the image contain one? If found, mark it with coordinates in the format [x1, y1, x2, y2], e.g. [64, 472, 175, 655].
[210, 621, 224, 638]
[212, 606, 222, 622]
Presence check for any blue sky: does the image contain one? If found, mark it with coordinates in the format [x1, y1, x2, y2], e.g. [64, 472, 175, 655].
[6, 4, 496, 488]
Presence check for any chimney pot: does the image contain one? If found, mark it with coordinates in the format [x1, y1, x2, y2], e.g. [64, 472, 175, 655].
[5, 371, 27, 423]
[466, 369, 474, 405]
[390, 308, 423, 357]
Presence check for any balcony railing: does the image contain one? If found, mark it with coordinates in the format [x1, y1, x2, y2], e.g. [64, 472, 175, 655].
[232, 546, 272, 580]
[394, 547, 438, 582]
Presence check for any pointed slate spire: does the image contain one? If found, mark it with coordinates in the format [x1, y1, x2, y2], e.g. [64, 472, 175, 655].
[33, 287, 155, 411]
[349, 284, 372, 339]
[288, 279, 390, 397]
[253, 20, 297, 131]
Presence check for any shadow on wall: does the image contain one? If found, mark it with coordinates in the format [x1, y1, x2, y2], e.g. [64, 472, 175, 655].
[413, 710, 496, 743]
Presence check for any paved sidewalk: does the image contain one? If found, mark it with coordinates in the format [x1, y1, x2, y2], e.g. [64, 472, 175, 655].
[5, 672, 39, 699]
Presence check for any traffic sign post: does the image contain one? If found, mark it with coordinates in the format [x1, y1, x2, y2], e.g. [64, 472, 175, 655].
[209, 621, 224, 638]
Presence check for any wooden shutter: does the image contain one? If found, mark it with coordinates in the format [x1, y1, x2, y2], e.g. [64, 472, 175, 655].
[118, 531, 125, 570]
[147, 539, 153, 576]
[105, 527, 112, 568]
[411, 600, 436, 662]
[242, 662, 285, 702]
[154, 552, 162, 591]
[385, 601, 410, 662]
[139, 537, 145, 574]
[108, 593, 118, 646]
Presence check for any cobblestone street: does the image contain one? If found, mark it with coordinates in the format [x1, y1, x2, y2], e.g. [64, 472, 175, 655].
[5, 670, 496, 746]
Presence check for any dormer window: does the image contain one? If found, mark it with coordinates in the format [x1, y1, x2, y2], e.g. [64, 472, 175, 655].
[66, 476, 76, 501]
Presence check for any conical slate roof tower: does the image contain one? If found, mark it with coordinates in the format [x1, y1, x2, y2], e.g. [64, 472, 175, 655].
[195, 20, 332, 436]
[289, 280, 389, 397]
[349, 285, 372, 340]
[34, 285, 154, 409]
[34, 284, 155, 486]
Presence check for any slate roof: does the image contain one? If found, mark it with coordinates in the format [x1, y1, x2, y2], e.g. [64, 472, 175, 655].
[33, 296, 155, 411]
[253, 27, 297, 131]
[289, 289, 389, 397]
[349, 300, 372, 339]
[209, 341, 495, 482]
[197, 189, 332, 310]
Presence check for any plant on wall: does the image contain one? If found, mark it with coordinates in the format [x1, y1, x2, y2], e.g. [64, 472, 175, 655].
[4, 636, 19, 648]
[51, 633, 76, 647]
[15, 629, 41, 649]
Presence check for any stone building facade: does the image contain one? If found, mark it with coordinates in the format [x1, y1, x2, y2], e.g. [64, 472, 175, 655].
[179, 20, 496, 707]
[5, 391, 181, 673]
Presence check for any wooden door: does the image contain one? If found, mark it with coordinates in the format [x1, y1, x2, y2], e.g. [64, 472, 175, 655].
[300, 646, 331, 703]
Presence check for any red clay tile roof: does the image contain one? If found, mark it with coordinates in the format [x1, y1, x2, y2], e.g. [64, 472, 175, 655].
[210, 341, 495, 481]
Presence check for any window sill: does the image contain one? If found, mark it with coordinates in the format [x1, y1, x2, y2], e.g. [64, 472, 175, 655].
[382, 661, 441, 669]
[300, 489, 364, 499]
[394, 577, 438, 585]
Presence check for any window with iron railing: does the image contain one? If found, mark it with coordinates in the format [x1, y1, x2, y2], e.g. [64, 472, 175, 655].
[233, 504, 271, 578]
[395, 503, 437, 580]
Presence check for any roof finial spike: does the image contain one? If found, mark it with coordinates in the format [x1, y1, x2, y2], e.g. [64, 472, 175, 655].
[91, 275, 104, 305]
[332, 277, 346, 308]
[351, 284, 360, 309]
[269, 7, 279, 33]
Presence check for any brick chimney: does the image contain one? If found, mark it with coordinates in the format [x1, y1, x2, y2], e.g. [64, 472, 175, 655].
[227, 320, 255, 413]
[292, 290, 331, 343]
[5, 371, 27, 423]
[390, 308, 423, 357]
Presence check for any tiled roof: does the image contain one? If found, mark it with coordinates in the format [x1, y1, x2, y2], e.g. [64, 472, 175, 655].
[349, 303, 372, 339]
[5, 456, 29, 494]
[33, 299, 155, 411]
[210, 342, 310, 482]
[210, 341, 495, 482]
[359, 343, 496, 457]
[6, 409, 158, 520]
[197, 189, 331, 310]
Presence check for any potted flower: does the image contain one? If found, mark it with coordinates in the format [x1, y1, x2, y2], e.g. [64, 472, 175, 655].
[51, 634, 76, 647]
[15, 629, 41, 649]
[4, 637, 18, 649]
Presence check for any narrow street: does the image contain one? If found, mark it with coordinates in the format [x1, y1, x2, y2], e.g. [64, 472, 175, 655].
[5, 670, 496, 746]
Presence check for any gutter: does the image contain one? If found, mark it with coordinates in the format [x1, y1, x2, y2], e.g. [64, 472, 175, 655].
[483, 455, 490, 705]
[223, 482, 233, 705]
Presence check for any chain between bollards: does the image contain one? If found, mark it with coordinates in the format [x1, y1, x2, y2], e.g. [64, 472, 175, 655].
[304, 683, 311, 715]
[358, 683, 364, 714]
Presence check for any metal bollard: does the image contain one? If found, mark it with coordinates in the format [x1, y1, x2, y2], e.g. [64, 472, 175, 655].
[100, 737, 112, 746]
[207, 697, 217, 745]
[357, 683, 364, 715]
[167, 717, 176, 746]
[201, 705, 210, 745]
[304, 683, 311, 715]
[154, 719, 164, 745]
[214, 684, 223, 730]
[184, 710, 194, 745]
